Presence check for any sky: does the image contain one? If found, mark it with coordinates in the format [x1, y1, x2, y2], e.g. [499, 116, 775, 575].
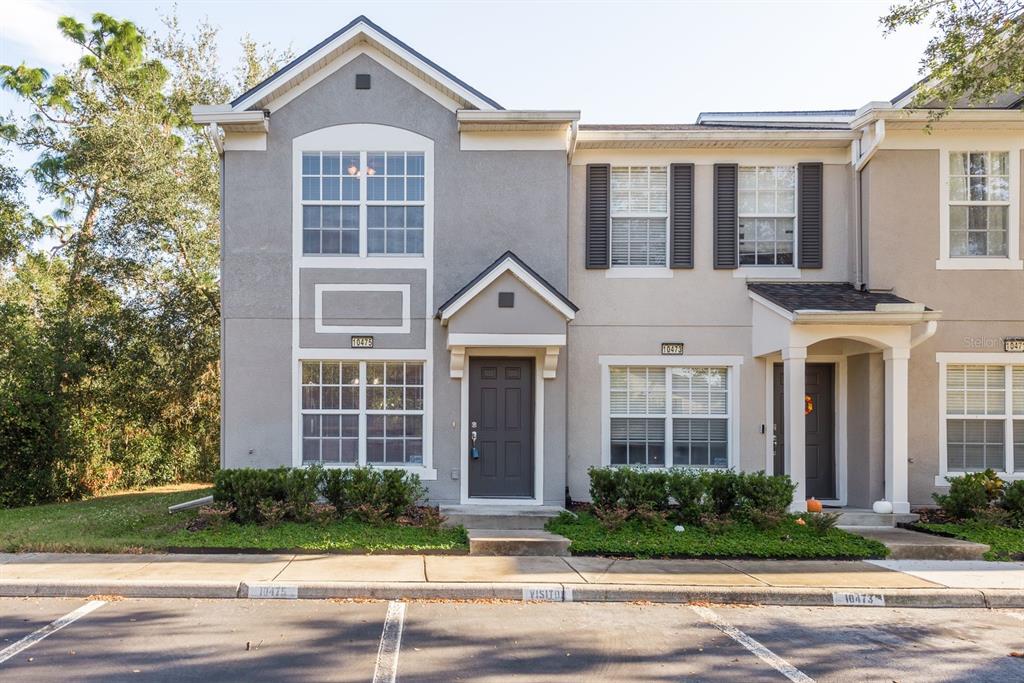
[2, 0, 934, 211]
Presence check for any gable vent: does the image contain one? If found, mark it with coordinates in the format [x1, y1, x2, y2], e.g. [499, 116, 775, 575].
[355, 74, 371, 90]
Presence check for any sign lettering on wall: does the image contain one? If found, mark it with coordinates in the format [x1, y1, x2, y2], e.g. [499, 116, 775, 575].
[661, 342, 685, 356]
[351, 336, 374, 349]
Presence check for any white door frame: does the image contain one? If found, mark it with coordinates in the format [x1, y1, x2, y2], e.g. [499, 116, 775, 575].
[764, 354, 848, 507]
[459, 347, 545, 505]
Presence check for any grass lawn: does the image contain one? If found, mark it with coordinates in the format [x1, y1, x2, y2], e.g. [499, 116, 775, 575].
[547, 511, 888, 560]
[0, 484, 467, 554]
[911, 523, 1024, 561]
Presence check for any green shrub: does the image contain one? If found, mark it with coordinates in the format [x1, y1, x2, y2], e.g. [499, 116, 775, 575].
[587, 467, 670, 517]
[666, 469, 709, 524]
[736, 471, 795, 519]
[802, 511, 840, 535]
[702, 470, 740, 516]
[1000, 480, 1024, 527]
[323, 467, 426, 524]
[320, 467, 350, 512]
[213, 468, 289, 524]
[933, 469, 1004, 521]
[282, 465, 323, 521]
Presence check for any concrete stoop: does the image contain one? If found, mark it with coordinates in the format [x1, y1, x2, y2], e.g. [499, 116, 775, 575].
[441, 504, 565, 530]
[833, 509, 920, 528]
[849, 527, 990, 560]
[467, 529, 571, 556]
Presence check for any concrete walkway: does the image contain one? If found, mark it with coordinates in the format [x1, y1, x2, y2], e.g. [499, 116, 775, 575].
[1, 553, 1022, 607]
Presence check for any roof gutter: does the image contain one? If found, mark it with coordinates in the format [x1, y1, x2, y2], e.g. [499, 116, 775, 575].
[791, 309, 942, 326]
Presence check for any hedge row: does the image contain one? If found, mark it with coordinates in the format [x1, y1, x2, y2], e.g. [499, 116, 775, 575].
[589, 466, 795, 525]
[213, 466, 426, 525]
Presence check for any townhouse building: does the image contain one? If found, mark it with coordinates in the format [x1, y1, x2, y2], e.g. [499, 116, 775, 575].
[194, 16, 1024, 515]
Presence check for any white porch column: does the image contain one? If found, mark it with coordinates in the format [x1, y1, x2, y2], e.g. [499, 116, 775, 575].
[883, 346, 911, 514]
[782, 346, 808, 512]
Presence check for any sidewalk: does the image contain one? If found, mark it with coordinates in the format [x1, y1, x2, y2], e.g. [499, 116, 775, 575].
[2, 552, 1022, 607]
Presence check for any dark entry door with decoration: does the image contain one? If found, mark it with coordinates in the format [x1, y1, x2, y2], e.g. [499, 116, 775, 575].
[468, 358, 534, 498]
[773, 363, 836, 500]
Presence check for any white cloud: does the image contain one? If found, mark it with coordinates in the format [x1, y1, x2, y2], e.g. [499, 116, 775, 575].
[1, 0, 84, 69]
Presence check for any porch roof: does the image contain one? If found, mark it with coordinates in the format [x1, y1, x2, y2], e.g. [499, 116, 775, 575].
[748, 282, 932, 314]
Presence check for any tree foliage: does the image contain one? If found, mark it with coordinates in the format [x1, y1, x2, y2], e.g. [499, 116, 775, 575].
[882, 0, 1024, 113]
[0, 13, 288, 507]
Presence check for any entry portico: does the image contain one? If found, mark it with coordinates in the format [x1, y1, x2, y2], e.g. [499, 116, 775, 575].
[749, 283, 941, 513]
[438, 252, 578, 505]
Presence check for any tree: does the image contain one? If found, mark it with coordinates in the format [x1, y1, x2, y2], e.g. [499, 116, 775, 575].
[882, 0, 1024, 112]
[0, 12, 290, 506]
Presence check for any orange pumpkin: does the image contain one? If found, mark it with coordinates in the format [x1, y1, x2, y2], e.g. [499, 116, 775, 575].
[806, 497, 823, 513]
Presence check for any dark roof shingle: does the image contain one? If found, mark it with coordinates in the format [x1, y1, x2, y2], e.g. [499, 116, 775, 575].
[747, 282, 922, 313]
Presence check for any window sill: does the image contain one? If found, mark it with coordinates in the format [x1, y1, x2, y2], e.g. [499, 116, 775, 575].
[605, 267, 673, 279]
[935, 258, 1023, 271]
[935, 472, 1024, 486]
[732, 266, 801, 280]
[311, 464, 437, 480]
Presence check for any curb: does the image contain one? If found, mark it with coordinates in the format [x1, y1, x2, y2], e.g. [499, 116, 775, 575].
[1, 580, 1019, 607]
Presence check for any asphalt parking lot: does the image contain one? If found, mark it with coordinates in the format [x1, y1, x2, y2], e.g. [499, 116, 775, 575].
[1, 597, 1023, 681]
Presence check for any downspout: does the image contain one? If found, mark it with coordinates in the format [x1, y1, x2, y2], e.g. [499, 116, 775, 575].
[910, 320, 938, 348]
[853, 119, 885, 289]
[564, 120, 576, 507]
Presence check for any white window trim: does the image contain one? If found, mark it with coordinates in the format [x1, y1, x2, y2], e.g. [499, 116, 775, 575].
[609, 165, 670, 271]
[294, 358, 436, 479]
[598, 355, 743, 470]
[737, 165, 798, 269]
[293, 124, 434, 268]
[937, 147, 1021, 270]
[935, 352, 1024, 485]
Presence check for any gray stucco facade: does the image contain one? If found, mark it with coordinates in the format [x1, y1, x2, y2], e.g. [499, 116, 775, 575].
[206, 16, 1024, 512]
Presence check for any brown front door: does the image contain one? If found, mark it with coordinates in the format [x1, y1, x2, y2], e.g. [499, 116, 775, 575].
[773, 363, 836, 500]
[468, 358, 534, 498]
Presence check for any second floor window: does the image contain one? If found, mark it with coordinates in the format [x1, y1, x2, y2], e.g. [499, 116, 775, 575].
[610, 166, 668, 267]
[738, 166, 796, 266]
[301, 150, 426, 257]
[949, 152, 1010, 258]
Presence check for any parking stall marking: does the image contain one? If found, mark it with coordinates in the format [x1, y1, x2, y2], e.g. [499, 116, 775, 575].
[372, 601, 406, 683]
[690, 605, 814, 683]
[0, 600, 107, 665]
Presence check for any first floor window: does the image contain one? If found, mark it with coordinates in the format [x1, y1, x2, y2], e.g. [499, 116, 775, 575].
[944, 364, 1024, 473]
[301, 360, 425, 466]
[609, 365, 730, 468]
[738, 165, 796, 266]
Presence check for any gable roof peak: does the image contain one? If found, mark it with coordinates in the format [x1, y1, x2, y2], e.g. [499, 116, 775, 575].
[230, 15, 503, 113]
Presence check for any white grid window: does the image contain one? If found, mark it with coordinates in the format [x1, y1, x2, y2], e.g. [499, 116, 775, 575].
[949, 152, 1010, 258]
[609, 366, 730, 468]
[367, 152, 425, 255]
[944, 364, 1024, 473]
[300, 151, 426, 257]
[366, 362, 424, 465]
[738, 166, 796, 266]
[610, 166, 668, 267]
[302, 152, 360, 255]
[301, 360, 425, 467]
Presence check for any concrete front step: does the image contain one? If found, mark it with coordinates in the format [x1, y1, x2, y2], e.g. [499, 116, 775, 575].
[466, 529, 571, 556]
[833, 509, 920, 528]
[848, 527, 990, 560]
[441, 504, 565, 530]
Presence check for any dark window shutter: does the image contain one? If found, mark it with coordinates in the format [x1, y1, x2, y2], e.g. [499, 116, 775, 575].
[713, 164, 738, 269]
[585, 164, 610, 269]
[797, 162, 824, 269]
[670, 163, 694, 269]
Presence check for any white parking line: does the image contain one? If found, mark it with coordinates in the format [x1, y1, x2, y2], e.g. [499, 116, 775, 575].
[0, 600, 107, 665]
[372, 601, 406, 683]
[690, 605, 814, 683]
